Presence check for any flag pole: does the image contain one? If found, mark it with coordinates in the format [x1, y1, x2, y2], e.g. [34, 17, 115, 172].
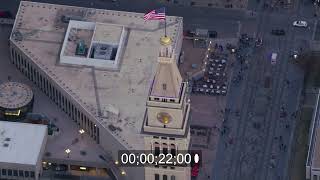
[164, 7, 167, 37]
[165, 18, 167, 37]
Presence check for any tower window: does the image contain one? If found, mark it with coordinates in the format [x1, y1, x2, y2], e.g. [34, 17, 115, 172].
[162, 83, 167, 90]
[154, 142, 160, 156]
[163, 175, 168, 180]
[171, 175, 176, 180]
[163, 143, 168, 155]
[170, 144, 176, 156]
[155, 174, 160, 180]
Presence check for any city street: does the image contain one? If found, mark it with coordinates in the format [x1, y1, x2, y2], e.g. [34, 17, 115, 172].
[212, 1, 307, 180]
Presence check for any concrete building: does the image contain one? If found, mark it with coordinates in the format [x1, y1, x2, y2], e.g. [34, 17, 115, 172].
[0, 121, 47, 180]
[9, 1, 185, 179]
[307, 90, 320, 180]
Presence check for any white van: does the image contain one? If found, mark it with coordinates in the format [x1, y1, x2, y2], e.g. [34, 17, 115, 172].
[271, 53, 277, 65]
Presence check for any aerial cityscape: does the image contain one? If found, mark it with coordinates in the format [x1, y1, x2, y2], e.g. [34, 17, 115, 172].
[0, 0, 319, 180]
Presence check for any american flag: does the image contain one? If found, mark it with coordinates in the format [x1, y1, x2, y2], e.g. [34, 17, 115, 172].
[144, 7, 166, 20]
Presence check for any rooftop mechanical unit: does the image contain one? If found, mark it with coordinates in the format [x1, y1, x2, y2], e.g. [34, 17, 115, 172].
[92, 44, 117, 60]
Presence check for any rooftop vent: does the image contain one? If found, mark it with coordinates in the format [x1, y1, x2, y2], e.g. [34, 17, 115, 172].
[108, 124, 117, 131]
[3, 143, 9, 147]
[92, 43, 117, 60]
[12, 31, 23, 41]
[61, 15, 83, 23]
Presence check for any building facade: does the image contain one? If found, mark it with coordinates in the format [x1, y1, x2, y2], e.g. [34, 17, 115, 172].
[0, 121, 47, 180]
[306, 90, 320, 180]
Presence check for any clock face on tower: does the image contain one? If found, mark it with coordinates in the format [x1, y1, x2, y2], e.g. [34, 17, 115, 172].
[157, 112, 172, 124]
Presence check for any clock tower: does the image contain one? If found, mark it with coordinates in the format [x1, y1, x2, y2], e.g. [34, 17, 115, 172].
[142, 35, 191, 180]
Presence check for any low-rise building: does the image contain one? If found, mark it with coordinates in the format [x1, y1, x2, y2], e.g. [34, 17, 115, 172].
[306, 90, 320, 180]
[0, 121, 47, 180]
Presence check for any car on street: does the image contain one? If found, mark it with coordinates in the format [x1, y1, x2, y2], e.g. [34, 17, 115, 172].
[271, 29, 285, 36]
[208, 30, 217, 38]
[293, 21, 307, 27]
[271, 53, 277, 65]
[291, 50, 299, 59]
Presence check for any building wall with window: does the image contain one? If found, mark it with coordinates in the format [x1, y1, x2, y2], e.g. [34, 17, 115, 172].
[0, 166, 37, 180]
[0, 121, 47, 180]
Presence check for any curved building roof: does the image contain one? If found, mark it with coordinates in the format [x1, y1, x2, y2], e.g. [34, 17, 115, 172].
[0, 82, 33, 109]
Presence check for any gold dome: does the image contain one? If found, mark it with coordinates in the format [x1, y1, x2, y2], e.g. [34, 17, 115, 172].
[160, 36, 172, 46]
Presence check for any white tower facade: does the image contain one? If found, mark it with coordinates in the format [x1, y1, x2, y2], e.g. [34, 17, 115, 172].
[142, 36, 191, 180]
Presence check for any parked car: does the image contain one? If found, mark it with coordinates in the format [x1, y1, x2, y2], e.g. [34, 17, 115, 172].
[0, 11, 12, 18]
[293, 21, 307, 27]
[271, 29, 285, 36]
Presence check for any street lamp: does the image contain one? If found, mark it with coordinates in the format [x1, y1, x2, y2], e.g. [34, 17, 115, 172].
[65, 148, 71, 158]
[121, 170, 126, 176]
[79, 129, 85, 139]
[79, 129, 85, 134]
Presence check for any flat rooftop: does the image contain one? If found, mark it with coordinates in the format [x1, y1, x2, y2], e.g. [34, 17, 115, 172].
[11, 1, 183, 150]
[93, 23, 122, 43]
[0, 121, 47, 165]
